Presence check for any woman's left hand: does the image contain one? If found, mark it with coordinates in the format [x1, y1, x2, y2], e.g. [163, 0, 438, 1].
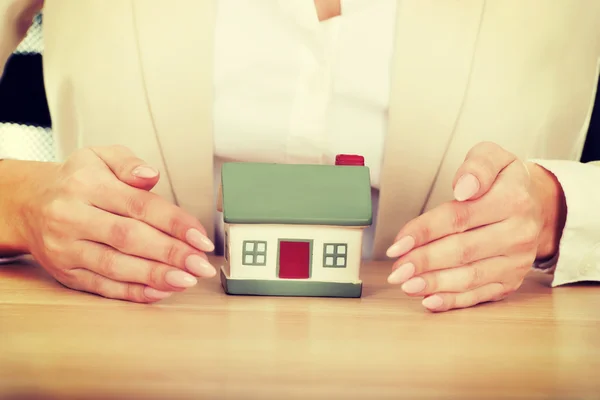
[385, 142, 566, 312]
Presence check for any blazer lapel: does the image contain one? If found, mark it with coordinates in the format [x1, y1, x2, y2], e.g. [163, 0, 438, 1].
[372, 0, 486, 259]
[131, 0, 216, 240]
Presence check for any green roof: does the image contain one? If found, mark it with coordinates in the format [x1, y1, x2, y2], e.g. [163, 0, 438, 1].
[221, 162, 372, 226]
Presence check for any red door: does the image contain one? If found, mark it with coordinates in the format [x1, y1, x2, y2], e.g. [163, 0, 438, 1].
[278, 240, 310, 279]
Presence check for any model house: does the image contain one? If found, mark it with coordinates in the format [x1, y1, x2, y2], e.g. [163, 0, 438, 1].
[219, 154, 372, 298]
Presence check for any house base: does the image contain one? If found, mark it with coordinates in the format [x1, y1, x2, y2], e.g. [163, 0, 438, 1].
[220, 266, 362, 298]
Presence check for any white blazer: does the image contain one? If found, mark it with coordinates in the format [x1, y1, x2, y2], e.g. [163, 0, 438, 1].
[2, 1, 600, 276]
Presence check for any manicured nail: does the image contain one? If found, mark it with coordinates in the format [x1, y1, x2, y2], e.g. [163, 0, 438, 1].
[144, 287, 173, 300]
[387, 262, 415, 284]
[132, 165, 159, 178]
[454, 173, 479, 201]
[185, 254, 216, 277]
[422, 295, 443, 310]
[401, 277, 426, 294]
[386, 236, 415, 258]
[186, 228, 214, 252]
[165, 270, 197, 288]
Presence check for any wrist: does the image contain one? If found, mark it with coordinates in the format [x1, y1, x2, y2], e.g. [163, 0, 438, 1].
[0, 159, 60, 255]
[527, 162, 567, 260]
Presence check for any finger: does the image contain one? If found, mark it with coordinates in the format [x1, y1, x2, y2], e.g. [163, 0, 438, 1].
[75, 240, 199, 291]
[62, 268, 174, 303]
[386, 200, 503, 258]
[90, 145, 160, 191]
[80, 206, 216, 277]
[386, 169, 532, 259]
[388, 222, 514, 283]
[88, 178, 214, 253]
[397, 256, 526, 296]
[420, 282, 509, 312]
[452, 142, 516, 201]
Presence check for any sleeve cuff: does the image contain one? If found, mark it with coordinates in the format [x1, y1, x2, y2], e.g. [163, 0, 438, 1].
[531, 251, 558, 274]
[529, 159, 600, 287]
[0, 255, 24, 264]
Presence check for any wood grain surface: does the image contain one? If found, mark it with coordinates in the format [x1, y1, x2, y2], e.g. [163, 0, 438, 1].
[1, 257, 599, 399]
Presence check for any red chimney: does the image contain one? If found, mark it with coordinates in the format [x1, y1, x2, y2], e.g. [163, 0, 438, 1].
[335, 154, 365, 166]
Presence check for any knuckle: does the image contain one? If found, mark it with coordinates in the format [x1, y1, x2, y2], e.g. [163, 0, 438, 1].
[62, 169, 92, 195]
[467, 266, 485, 288]
[93, 181, 111, 199]
[518, 256, 533, 270]
[423, 275, 437, 293]
[88, 273, 105, 295]
[520, 221, 541, 247]
[52, 264, 75, 286]
[411, 250, 430, 273]
[125, 284, 147, 303]
[116, 161, 134, 179]
[109, 221, 134, 249]
[439, 295, 454, 310]
[458, 239, 478, 265]
[510, 279, 524, 292]
[164, 242, 183, 266]
[41, 199, 70, 225]
[97, 249, 118, 277]
[491, 295, 507, 303]
[504, 283, 519, 294]
[168, 214, 187, 238]
[125, 193, 149, 220]
[147, 263, 167, 288]
[42, 236, 62, 255]
[411, 222, 432, 245]
[471, 157, 496, 182]
[450, 202, 472, 232]
[497, 282, 518, 299]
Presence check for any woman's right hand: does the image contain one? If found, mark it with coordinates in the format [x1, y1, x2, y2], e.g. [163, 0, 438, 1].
[17, 145, 216, 303]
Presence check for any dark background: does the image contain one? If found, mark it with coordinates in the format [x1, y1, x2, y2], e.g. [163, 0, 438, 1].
[581, 81, 600, 162]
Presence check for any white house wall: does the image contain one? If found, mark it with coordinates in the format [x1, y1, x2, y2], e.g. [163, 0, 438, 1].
[227, 223, 364, 282]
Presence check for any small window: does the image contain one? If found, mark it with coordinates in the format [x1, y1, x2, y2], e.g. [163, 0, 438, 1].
[323, 243, 347, 268]
[242, 240, 267, 266]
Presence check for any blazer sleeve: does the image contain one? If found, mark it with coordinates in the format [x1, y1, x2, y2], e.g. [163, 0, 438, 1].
[529, 159, 600, 287]
[0, 0, 43, 77]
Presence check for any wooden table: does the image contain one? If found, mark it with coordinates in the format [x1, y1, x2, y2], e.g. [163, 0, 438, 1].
[1, 257, 599, 399]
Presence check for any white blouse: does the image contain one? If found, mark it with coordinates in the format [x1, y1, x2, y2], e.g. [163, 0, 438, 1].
[212, 0, 398, 258]
[213, 0, 397, 188]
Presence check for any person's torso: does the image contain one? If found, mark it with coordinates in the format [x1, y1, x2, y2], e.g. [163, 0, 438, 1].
[39, 0, 600, 258]
[213, 0, 396, 191]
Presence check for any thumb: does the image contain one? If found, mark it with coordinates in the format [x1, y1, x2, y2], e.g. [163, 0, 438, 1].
[90, 145, 160, 191]
[452, 142, 516, 201]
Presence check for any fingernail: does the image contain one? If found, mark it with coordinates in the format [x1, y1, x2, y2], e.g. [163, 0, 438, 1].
[165, 270, 197, 288]
[144, 287, 173, 300]
[454, 173, 479, 201]
[185, 254, 217, 277]
[386, 236, 415, 258]
[387, 262, 415, 284]
[186, 228, 214, 252]
[422, 295, 443, 310]
[401, 277, 426, 294]
[132, 165, 159, 178]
